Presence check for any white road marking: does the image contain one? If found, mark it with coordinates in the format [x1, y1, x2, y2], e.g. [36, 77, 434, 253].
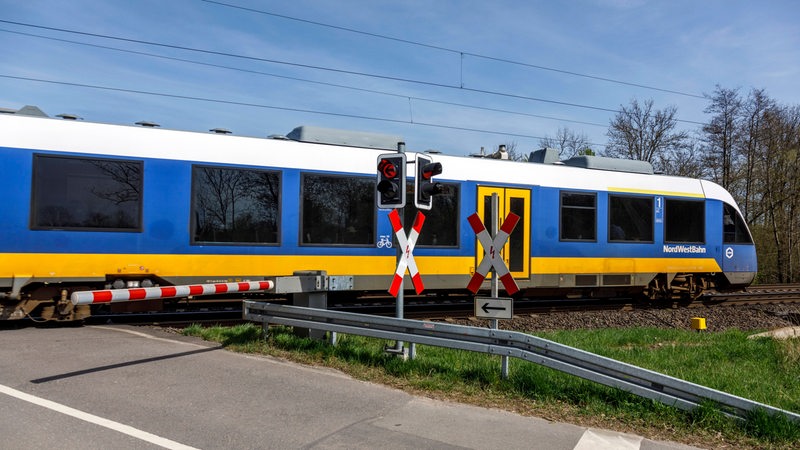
[573, 428, 643, 450]
[0, 383, 199, 450]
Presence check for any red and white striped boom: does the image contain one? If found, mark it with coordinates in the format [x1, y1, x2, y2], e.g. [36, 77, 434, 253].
[70, 281, 274, 305]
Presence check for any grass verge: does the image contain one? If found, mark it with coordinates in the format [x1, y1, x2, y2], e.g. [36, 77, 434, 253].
[182, 323, 800, 449]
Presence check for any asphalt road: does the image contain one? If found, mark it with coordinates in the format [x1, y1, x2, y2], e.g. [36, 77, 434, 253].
[0, 324, 698, 449]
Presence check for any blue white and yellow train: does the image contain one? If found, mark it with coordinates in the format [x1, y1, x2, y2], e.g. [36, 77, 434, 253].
[0, 106, 757, 321]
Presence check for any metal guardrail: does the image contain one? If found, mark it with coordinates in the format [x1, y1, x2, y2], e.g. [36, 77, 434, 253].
[244, 301, 800, 424]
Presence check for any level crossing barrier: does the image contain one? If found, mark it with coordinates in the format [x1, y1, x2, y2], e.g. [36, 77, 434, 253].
[244, 301, 800, 424]
[71, 281, 275, 304]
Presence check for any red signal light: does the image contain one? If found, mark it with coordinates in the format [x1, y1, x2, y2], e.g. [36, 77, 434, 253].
[420, 162, 442, 180]
[376, 153, 406, 209]
[415, 155, 442, 210]
[379, 159, 398, 178]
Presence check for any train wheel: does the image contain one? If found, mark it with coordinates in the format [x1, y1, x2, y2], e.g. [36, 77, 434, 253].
[669, 274, 706, 302]
[643, 275, 668, 301]
[38, 305, 56, 321]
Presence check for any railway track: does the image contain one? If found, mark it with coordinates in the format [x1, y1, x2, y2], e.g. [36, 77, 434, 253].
[701, 283, 800, 304]
[66, 283, 800, 327]
[407, 283, 800, 319]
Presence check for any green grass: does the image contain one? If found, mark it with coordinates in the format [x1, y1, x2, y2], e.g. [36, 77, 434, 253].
[183, 323, 800, 449]
[538, 328, 800, 413]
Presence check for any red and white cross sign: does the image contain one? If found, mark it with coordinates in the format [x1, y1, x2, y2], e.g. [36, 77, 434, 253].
[388, 209, 426, 297]
[467, 212, 520, 295]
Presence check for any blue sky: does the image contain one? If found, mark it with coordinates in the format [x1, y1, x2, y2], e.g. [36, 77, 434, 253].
[1, 0, 799, 157]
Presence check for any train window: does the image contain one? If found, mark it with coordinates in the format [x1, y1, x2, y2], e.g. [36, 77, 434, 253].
[723, 203, 753, 244]
[560, 192, 596, 241]
[191, 166, 281, 244]
[404, 182, 459, 247]
[507, 196, 526, 271]
[609, 195, 653, 242]
[665, 199, 704, 243]
[301, 173, 374, 246]
[31, 154, 142, 231]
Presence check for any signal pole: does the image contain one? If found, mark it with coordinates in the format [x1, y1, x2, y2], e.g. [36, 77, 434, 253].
[389, 142, 410, 359]
[377, 144, 442, 360]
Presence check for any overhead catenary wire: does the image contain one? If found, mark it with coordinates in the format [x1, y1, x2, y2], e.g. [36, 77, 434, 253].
[1, 74, 593, 146]
[0, 28, 608, 129]
[219, 1, 701, 100]
[199, 0, 706, 100]
[0, 19, 705, 127]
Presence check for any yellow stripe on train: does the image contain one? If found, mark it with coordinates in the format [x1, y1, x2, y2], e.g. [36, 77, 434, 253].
[2, 254, 399, 277]
[2, 253, 721, 279]
[607, 187, 706, 198]
[530, 257, 722, 274]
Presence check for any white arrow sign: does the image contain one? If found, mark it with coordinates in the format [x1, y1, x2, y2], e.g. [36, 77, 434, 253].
[474, 297, 513, 320]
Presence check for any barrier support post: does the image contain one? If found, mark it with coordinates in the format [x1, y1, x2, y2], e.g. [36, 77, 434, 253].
[292, 270, 328, 340]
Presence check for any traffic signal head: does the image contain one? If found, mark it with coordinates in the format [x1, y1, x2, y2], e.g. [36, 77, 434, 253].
[376, 153, 406, 209]
[415, 154, 443, 210]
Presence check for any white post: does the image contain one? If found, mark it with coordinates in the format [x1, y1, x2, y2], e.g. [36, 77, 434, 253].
[490, 193, 509, 379]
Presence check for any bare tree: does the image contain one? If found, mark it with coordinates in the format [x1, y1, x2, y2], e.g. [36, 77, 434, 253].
[605, 98, 690, 173]
[756, 105, 800, 283]
[701, 86, 800, 283]
[702, 85, 742, 190]
[737, 88, 775, 223]
[700, 87, 775, 224]
[539, 127, 591, 158]
[660, 138, 707, 178]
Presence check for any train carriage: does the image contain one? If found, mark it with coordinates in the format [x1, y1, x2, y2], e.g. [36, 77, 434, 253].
[0, 108, 756, 321]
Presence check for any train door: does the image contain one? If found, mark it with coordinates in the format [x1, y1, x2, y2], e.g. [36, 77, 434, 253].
[475, 186, 530, 281]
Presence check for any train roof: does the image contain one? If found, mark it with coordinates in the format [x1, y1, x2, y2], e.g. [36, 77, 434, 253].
[284, 125, 403, 151]
[0, 111, 740, 209]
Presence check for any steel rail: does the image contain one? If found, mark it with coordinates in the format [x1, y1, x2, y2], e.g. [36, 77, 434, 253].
[244, 301, 800, 424]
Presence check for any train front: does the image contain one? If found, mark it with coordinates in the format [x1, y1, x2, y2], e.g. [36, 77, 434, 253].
[702, 180, 757, 288]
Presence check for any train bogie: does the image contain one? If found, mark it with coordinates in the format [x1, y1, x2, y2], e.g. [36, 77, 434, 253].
[0, 108, 757, 321]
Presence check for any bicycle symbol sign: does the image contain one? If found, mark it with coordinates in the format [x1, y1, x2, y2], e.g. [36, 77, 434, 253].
[376, 235, 393, 248]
